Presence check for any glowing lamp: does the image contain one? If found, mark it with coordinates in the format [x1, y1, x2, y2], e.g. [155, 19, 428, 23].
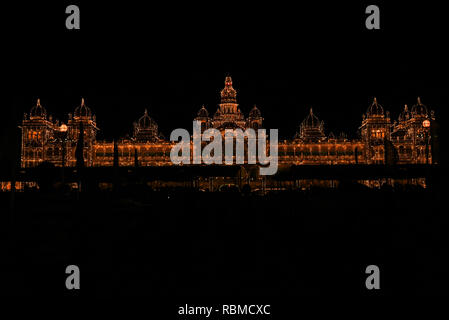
[422, 119, 431, 128]
[60, 124, 68, 132]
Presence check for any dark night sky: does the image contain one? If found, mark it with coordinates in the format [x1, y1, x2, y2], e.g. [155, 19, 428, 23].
[1, 1, 448, 170]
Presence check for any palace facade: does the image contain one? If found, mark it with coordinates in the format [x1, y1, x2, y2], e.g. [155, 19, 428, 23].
[20, 76, 436, 170]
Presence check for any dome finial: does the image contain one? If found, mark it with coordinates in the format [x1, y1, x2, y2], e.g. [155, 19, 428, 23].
[309, 107, 313, 114]
[81, 97, 85, 106]
[225, 74, 232, 86]
[144, 108, 148, 115]
[37, 98, 41, 106]
[373, 97, 377, 104]
[417, 97, 422, 105]
[404, 104, 408, 111]
[220, 74, 237, 104]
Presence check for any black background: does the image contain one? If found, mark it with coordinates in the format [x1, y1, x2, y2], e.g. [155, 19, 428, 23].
[1, 0, 448, 303]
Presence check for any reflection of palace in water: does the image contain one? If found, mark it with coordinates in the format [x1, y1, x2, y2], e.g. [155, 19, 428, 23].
[20, 76, 437, 171]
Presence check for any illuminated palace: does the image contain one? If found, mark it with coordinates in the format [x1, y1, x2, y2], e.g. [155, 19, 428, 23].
[20, 76, 436, 171]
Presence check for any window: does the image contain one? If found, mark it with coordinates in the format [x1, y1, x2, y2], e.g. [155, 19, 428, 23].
[372, 129, 385, 138]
